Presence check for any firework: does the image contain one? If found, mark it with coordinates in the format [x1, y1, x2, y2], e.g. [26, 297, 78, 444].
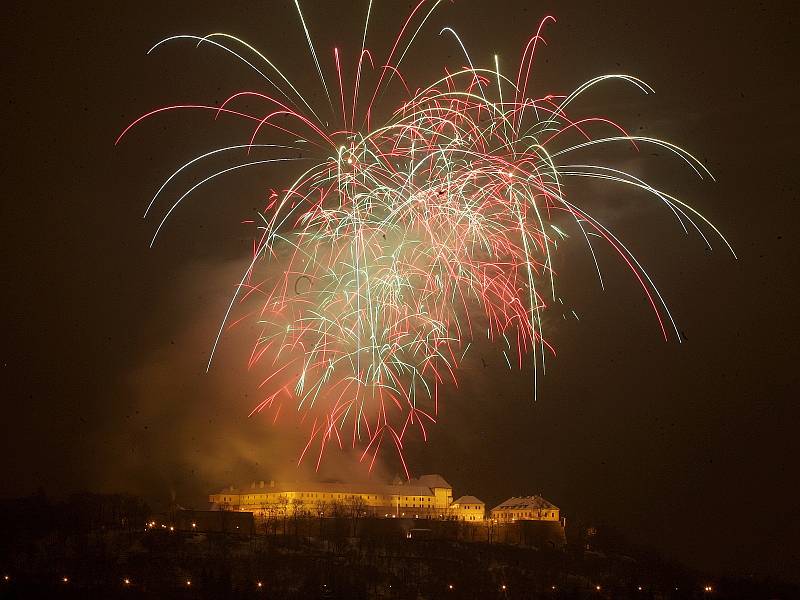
[118, 1, 733, 475]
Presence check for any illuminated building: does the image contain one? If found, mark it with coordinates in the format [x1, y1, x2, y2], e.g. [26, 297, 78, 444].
[490, 496, 560, 522]
[210, 477, 562, 525]
[210, 474, 459, 518]
[450, 496, 485, 521]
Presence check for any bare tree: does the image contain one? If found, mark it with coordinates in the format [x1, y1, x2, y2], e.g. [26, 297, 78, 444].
[259, 502, 271, 535]
[313, 499, 328, 539]
[290, 498, 305, 538]
[345, 495, 367, 536]
[276, 495, 289, 535]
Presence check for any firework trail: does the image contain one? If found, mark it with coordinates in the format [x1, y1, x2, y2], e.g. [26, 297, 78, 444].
[117, 1, 733, 476]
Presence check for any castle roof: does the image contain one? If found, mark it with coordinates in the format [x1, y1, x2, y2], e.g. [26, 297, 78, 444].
[416, 474, 452, 489]
[215, 474, 452, 499]
[452, 495, 484, 506]
[491, 495, 558, 511]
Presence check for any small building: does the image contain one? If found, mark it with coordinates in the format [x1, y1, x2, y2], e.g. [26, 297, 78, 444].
[490, 495, 559, 522]
[450, 495, 485, 521]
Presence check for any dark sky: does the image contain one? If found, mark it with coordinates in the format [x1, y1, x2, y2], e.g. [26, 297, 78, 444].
[3, 0, 799, 584]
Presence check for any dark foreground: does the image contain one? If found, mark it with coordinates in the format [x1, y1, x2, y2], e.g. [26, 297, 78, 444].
[0, 493, 796, 599]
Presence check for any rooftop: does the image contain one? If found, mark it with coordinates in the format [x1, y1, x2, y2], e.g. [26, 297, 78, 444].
[452, 495, 484, 506]
[491, 495, 558, 511]
[213, 474, 452, 499]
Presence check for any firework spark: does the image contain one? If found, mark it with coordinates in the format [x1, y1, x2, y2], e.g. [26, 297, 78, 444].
[118, 2, 733, 476]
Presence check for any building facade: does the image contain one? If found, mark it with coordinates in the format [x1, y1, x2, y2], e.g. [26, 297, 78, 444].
[490, 496, 560, 522]
[209, 474, 457, 519]
[450, 496, 485, 521]
[210, 477, 561, 526]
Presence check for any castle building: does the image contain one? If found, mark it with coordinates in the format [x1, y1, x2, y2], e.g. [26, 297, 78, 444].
[210, 477, 563, 525]
[450, 496, 485, 521]
[490, 495, 560, 522]
[210, 474, 463, 519]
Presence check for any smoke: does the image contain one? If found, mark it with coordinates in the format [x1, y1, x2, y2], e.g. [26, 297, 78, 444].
[94, 257, 391, 509]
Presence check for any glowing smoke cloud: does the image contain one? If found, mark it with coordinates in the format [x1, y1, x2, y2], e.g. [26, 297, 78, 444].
[117, 1, 734, 477]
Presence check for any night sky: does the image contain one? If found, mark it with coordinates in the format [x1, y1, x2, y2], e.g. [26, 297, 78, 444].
[3, 0, 799, 585]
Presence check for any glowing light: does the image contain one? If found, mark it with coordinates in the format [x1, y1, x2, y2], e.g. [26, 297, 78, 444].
[120, 2, 732, 474]
[63, 577, 69, 583]
[124, 578, 131, 585]
[186, 580, 192, 586]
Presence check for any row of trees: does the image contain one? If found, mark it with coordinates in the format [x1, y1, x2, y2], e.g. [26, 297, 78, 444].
[251, 495, 369, 537]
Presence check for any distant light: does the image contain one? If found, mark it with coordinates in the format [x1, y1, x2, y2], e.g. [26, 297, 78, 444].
[63, 577, 69, 583]
[257, 581, 263, 588]
[186, 580, 192, 586]
[3, 575, 9, 581]
[501, 584, 507, 590]
[551, 585, 556, 590]
[596, 585, 601, 591]
[704, 585, 713, 592]
[169, 526, 174, 531]
[191, 522, 196, 528]
[124, 578, 131, 585]
[448, 584, 454, 589]
[638, 586, 642, 591]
